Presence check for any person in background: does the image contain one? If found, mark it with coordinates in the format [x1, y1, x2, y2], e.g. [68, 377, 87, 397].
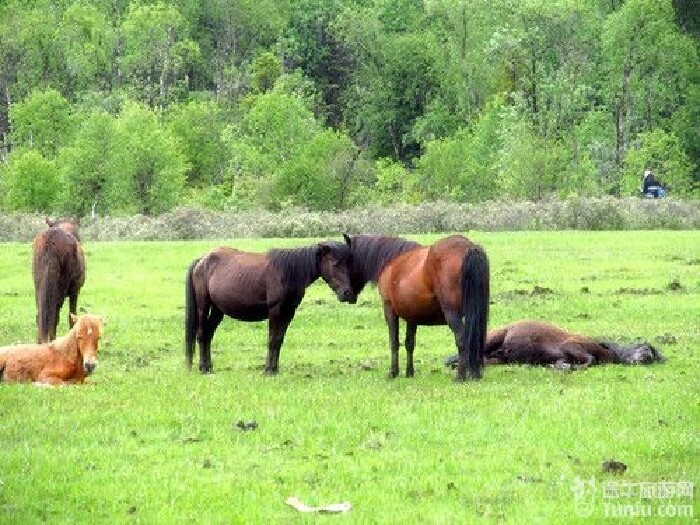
[641, 168, 666, 198]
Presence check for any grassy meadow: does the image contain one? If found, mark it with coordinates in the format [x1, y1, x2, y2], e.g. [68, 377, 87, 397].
[0, 231, 698, 524]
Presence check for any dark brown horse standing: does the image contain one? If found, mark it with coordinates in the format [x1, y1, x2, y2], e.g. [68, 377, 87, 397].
[185, 238, 356, 374]
[345, 234, 490, 381]
[32, 218, 86, 343]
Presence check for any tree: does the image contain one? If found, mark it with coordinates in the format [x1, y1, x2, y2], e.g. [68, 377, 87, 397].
[166, 99, 228, 187]
[601, 0, 697, 173]
[281, 0, 354, 126]
[273, 128, 358, 210]
[120, 2, 201, 107]
[55, 1, 115, 97]
[336, 7, 440, 162]
[495, 105, 573, 200]
[622, 128, 696, 196]
[1, 148, 60, 212]
[58, 110, 117, 216]
[416, 97, 504, 202]
[10, 88, 73, 157]
[108, 102, 188, 215]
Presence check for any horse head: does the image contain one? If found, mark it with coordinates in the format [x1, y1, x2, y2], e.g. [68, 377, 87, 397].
[318, 235, 357, 304]
[600, 340, 666, 365]
[47, 217, 81, 242]
[71, 314, 104, 375]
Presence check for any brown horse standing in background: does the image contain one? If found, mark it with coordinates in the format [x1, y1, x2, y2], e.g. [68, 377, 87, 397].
[32, 218, 86, 343]
[185, 238, 357, 375]
[345, 234, 490, 381]
[0, 313, 103, 385]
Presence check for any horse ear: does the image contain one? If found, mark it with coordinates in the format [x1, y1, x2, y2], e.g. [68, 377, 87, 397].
[45, 218, 55, 227]
[343, 233, 352, 247]
[318, 243, 331, 255]
[70, 313, 78, 324]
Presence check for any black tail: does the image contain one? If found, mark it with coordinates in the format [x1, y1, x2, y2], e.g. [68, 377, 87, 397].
[460, 244, 490, 380]
[185, 258, 201, 370]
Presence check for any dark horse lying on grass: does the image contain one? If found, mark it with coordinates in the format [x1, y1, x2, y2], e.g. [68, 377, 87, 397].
[344, 234, 489, 381]
[185, 238, 356, 375]
[32, 218, 85, 343]
[444, 320, 665, 370]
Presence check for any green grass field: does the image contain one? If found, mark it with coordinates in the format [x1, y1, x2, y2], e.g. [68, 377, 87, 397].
[0, 231, 698, 524]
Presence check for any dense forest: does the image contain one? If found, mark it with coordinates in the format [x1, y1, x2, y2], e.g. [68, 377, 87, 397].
[0, 0, 697, 215]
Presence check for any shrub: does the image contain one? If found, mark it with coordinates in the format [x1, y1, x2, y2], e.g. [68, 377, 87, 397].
[1, 198, 697, 241]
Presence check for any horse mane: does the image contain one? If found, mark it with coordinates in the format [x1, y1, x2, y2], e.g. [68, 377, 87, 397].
[51, 324, 81, 360]
[351, 235, 421, 284]
[268, 246, 321, 291]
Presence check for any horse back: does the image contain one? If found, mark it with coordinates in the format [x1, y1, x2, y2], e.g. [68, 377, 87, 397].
[503, 321, 617, 364]
[194, 247, 275, 319]
[422, 235, 472, 310]
[0, 343, 59, 382]
[32, 228, 85, 285]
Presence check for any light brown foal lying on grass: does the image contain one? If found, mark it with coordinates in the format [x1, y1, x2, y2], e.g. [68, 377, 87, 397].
[0, 313, 103, 385]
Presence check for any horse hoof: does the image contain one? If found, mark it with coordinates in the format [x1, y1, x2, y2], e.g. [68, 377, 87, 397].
[264, 368, 279, 376]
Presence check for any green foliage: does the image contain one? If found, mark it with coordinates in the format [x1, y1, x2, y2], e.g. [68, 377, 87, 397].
[9, 88, 73, 157]
[58, 110, 117, 216]
[1, 148, 61, 212]
[622, 128, 697, 196]
[416, 97, 504, 202]
[250, 51, 282, 94]
[108, 102, 188, 215]
[166, 100, 228, 187]
[273, 129, 357, 210]
[601, 0, 698, 166]
[496, 105, 572, 200]
[55, 1, 115, 94]
[222, 92, 319, 208]
[0, 0, 698, 214]
[119, 2, 201, 107]
[371, 158, 420, 205]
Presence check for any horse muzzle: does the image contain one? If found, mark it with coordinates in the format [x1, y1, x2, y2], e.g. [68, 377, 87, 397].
[338, 288, 357, 304]
[84, 361, 97, 375]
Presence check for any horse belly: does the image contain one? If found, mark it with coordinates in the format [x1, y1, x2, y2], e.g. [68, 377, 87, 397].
[391, 290, 444, 325]
[209, 277, 269, 322]
[216, 299, 269, 322]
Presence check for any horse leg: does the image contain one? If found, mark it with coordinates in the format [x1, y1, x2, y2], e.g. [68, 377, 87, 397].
[265, 306, 295, 375]
[443, 308, 466, 379]
[383, 303, 400, 378]
[68, 288, 78, 328]
[562, 343, 596, 370]
[51, 297, 66, 341]
[200, 307, 223, 373]
[405, 322, 417, 377]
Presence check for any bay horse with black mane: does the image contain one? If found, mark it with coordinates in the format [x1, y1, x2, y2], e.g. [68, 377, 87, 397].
[185, 237, 356, 375]
[344, 234, 490, 381]
[32, 218, 85, 343]
[444, 320, 666, 370]
[0, 313, 103, 385]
